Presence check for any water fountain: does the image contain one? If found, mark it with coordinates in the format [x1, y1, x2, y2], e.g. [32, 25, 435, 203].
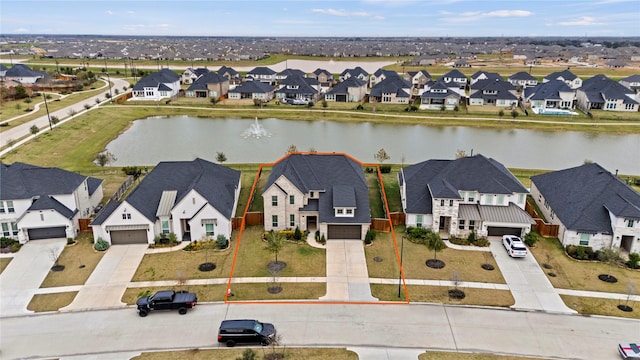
[241, 117, 271, 139]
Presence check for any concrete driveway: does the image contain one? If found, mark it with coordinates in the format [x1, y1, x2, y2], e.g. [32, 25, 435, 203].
[320, 240, 378, 302]
[490, 239, 576, 314]
[0, 238, 66, 317]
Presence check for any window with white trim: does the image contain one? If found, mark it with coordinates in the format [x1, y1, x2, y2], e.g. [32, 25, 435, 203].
[122, 213, 131, 220]
[290, 214, 295, 227]
[205, 223, 215, 236]
[289, 195, 295, 205]
[579, 233, 589, 246]
[272, 215, 278, 228]
[271, 196, 278, 206]
[469, 220, 475, 231]
[628, 219, 635, 228]
[161, 220, 170, 234]
[458, 220, 465, 230]
[416, 215, 423, 228]
[6, 201, 14, 213]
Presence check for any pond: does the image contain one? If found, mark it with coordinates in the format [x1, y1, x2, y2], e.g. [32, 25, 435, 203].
[106, 115, 640, 174]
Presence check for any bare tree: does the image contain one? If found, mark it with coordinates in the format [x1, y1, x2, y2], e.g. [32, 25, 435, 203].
[286, 144, 298, 154]
[455, 149, 467, 159]
[176, 270, 188, 292]
[95, 151, 117, 167]
[374, 148, 390, 163]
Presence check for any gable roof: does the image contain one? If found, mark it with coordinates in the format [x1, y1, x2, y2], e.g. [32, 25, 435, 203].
[5, 64, 46, 78]
[369, 75, 412, 97]
[441, 69, 467, 81]
[579, 74, 637, 103]
[327, 77, 367, 95]
[276, 75, 318, 96]
[111, 158, 240, 223]
[420, 81, 461, 99]
[247, 66, 276, 76]
[263, 154, 370, 224]
[524, 80, 573, 101]
[312, 68, 332, 77]
[340, 66, 369, 78]
[544, 69, 578, 82]
[408, 70, 431, 79]
[133, 68, 179, 90]
[217, 66, 239, 77]
[28, 195, 76, 219]
[531, 163, 640, 234]
[186, 71, 228, 91]
[229, 80, 274, 94]
[401, 155, 527, 214]
[471, 71, 501, 82]
[509, 71, 537, 81]
[1, 162, 97, 200]
[277, 68, 306, 78]
[185, 67, 210, 78]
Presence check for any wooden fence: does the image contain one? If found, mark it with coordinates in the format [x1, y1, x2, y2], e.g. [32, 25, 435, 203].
[525, 201, 559, 237]
[78, 218, 91, 231]
[232, 212, 264, 230]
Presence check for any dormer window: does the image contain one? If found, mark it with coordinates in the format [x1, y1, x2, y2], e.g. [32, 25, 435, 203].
[335, 207, 355, 217]
[122, 212, 131, 220]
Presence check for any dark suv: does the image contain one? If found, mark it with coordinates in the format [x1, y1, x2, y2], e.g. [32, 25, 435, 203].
[218, 319, 276, 347]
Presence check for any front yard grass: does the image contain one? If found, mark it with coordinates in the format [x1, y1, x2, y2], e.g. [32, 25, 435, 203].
[529, 236, 640, 293]
[122, 285, 226, 304]
[560, 295, 639, 319]
[366, 228, 505, 284]
[0, 257, 12, 273]
[27, 292, 78, 312]
[40, 232, 104, 288]
[419, 352, 543, 360]
[133, 348, 358, 360]
[372, 284, 514, 307]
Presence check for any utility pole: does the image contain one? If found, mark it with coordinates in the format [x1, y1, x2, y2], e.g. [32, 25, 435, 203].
[42, 92, 52, 130]
[104, 59, 113, 102]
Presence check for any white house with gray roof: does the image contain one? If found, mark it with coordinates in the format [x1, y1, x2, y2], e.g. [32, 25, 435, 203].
[131, 68, 180, 101]
[530, 163, 640, 254]
[262, 153, 371, 241]
[399, 155, 533, 238]
[91, 158, 240, 245]
[1, 162, 103, 243]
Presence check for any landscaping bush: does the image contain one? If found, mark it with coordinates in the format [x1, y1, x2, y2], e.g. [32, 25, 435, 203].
[94, 238, 110, 251]
[365, 167, 375, 173]
[474, 237, 490, 247]
[320, 234, 326, 245]
[364, 229, 376, 245]
[448, 236, 469, 246]
[294, 226, 302, 241]
[0, 237, 22, 253]
[406, 226, 430, 244]
[566, 244, 597, 260]
[216, 234, 229, 249]
[626, 252, 640, 269]
[524, 232, 540, 247]
[467, 231, 476, 244]
[380, 165, 391, 173]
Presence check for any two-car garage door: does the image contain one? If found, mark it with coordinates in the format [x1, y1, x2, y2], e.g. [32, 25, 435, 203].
[110, 230, 147, 245]
[327, 225, 362, 240]
[27, 227, 67, 240]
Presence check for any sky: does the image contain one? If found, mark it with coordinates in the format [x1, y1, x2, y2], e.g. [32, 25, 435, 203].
[1, 0, 639, 37]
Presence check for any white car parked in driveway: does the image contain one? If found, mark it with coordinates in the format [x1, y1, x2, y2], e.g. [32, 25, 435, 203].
[502, 235, 528, 258]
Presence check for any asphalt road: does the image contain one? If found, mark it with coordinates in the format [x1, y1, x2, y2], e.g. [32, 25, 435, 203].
[1, 303, 636, 359]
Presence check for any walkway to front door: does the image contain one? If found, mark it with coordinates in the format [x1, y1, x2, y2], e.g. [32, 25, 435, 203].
[320, 240, 378, 302]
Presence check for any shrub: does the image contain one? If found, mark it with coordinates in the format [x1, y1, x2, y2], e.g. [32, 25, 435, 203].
[0, 237, 22, 253]
[315, 230, 320, 242]
[566, 245, 596, 260]
[380, 164, 391, 173]
[448, 236, 469, 246]
[523, 232, 540, 247]
[320, 234, 326, 245]
[216, 234, 229, 249]
[94, 238, 110, 251]
[67, 237, 76, 245]
[355, 104, 364, 110]
[364, 229, 376, 244]
[626, 252, 640, 269]
[365, 167, 375, 173]
[467, 231, 476, 244]
[293, 226, 302, 241]
[474, 237, 490, 247]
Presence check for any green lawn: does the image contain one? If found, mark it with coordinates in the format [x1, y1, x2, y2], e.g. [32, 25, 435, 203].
[0, 257, 12, 274]
[40, 232, 104, 287]
[372, 284, 514, 307]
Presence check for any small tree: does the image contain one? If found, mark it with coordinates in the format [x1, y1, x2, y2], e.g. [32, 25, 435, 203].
[511, 109, 519, 119]
[50, 116, 60, 125]
[176, 270, 188, 291]
[236, 349, 257, 360]
[210, 97, 219, 105]
[24, 97, 32, 110]
[95, 151, 117, 167]
[286, 144, 298, 154]
[498, 109, 505, 117]
[455, 149, 467, 159]
[374, 148, 390, 163]
[265, 230, 285, 264]
[321, 99, 328, 108]
[216, 152, 227, 163]
[30, 125, 40, 135]
[598, 247, 620, 281]
[293, 226, 302, 241]
[425, 230, 445, 260]
[216, 234, 229, 249]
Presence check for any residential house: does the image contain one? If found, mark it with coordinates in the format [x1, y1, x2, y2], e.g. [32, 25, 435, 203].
[605, 60, 627, 69]
[0, 64, 8, 80]
[576, 74, 639, 112]
[399, 154, 533, 238]
[275, 75, 319, 102]
[453, 59, 470, 68]
[3, 64, 47, 85]
[246, 66, 277, 85]
[324, 77, 367, 102]
[131, 68, 181, 101]
[469, 71, 502, 86]
[339, 67, 369, 82]
[91, 158, 241, 245]
[276, 68, 306, 83]
[543, 69, 582, 89]
[508, 72, 538, 89]
[524, 80, 575, 110]
[369, 69, 398, 89]
[217, 66, 242, 88]
[308, 68, 333, 86]
[439, 69, 468, 92]
[530, 163, 640, 254]
[181, 67, 210, 85]
[185, 71, 229, 99]
[419, 81, 461, 110]
[368, 74, 412, 104]
[1, 162, 103, 243]
[262, 153, 371, 241]
[619, 75, 640, 94]
[469, 78, 518, 107]
[406, 70, 432, 87]
[227, 80, 275, 101]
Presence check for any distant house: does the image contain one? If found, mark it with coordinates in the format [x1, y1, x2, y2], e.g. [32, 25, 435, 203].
[619, 74, 640, 94]
[0, 64, 9, 80]
[217, 66, 242, 87]
[399, 154, 533, 238]
[605, 60, 627, 69]
[340, 67, 369, 82]
[369, 68, 397, 88]
[576, 74, 639, 112]
[1, 162, 103, 243]
[262, 153, 371, 241]
[469, 71, 501, 85]
[368, 75, 412, 104]
[508, 72, 538, 88]
[543, 69, 582, 89]
[91, 158, 241, 245]
[419, 81, 461, 110]
[4, 64, 47, 85]
[131, 68, 181, 101]
[227, 80, 275, 101]
[453, 59, 470, 68]
[276, 68, 306, 82]
[530, 163, 640, 254]
[439, 69, 468, 91]
[308, 68, 333, 86]
[325, 77, 367, 102]
[246, 66, 277, 85]
[185, 71, 229, 99]
[181, 67, 210, 85]
[406, 70, 432, 87]
[275, 75, 319, 102]
[469, 79, 518, 107]
[524, 80, 575, 110]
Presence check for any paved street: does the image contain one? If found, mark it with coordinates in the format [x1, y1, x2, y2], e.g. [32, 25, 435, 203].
[1, 303, 636, 360]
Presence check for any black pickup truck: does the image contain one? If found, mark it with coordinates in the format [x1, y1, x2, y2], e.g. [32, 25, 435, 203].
[136, 290, 197, 317]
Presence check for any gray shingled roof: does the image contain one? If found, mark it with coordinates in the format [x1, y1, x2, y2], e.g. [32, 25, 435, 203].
[95, 158, 240, 224]
[217, 66, 239, 78]
[29, 195, 77, 219]
[340, 66, 369, 78]
[186, 71, 227, 91]
[544, 69, 578, 82]
[133, 68, 179, 90]
[441, 69, 467, 81]
[276, 75, 318, 96]
[579, 74, 637, 104]
[1, 162, 99, 200]
[229, 80, 274, 94]
[509, 71, 537, 81]
[263, 154, 370, 224]
[247, 66, 276, 76]
[524, 80, 573, 101]
[327, 77, 367, 95]
[369, 75, 411, 97]
[531, 163, 640, 234]
[401, 155, 527, 214]
[5, 64, 46, 78]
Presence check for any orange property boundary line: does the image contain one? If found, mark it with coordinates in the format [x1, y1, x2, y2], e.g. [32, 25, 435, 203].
[224, 152, 410, 305]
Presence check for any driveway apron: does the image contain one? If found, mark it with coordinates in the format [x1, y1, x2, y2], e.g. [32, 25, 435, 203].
[490, 240, 576, 314]
[62, 244, 147, 311]
[320, 240, 378, 302]
[0, 238, 66, 317]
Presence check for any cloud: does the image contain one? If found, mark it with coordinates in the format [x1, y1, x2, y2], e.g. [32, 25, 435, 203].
[13, 27, 30, 34]
[558, 16, 605, 26]
[106, 10, 114, 15]
[444, 9, 533, 23]
[312, 8, 373, 17]
[485, 10, 532, 17]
